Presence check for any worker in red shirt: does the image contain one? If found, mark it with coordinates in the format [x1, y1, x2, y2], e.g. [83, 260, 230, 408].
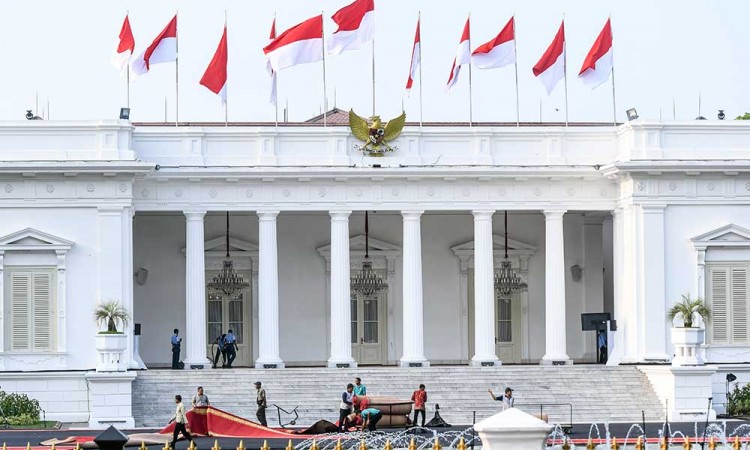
[411, 383, 428, 427]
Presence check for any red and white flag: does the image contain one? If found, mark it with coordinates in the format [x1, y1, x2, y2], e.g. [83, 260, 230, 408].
[472, 17, 515, 70]
[268, 16, 278, 106]
[579, 19, 613, 89]
[131, 15, 177, 76]
[405, 17, 421, 94]
[200, 26, 228, 104]
[532, 21, 566, 94]
[328, 0, 375, 55]
[263, 15, 323, 72]
[111, 14, 135, 73]
[446, 18, 471, 92]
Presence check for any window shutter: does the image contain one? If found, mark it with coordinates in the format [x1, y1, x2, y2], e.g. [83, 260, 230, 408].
[10, 272, 31, 351]
[32, 271, 53, 351]
[731, 267, 749, 343]
[710, 267, 729, 343]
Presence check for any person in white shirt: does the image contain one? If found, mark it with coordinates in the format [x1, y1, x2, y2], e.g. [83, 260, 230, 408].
[488, 387, 515, 410]
[191, 386, 210, 408]
[169, 395, 193, 448]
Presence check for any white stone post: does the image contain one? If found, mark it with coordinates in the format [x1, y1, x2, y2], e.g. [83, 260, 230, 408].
[641, 204, 670, 361]
[328, 211, 356, 368]
[400, 210, 429, 367]
[183, 210, 208, 369]
[471, 210, 499, 366]
[542, 209, 571, 364]
[255, 211, 284, 368]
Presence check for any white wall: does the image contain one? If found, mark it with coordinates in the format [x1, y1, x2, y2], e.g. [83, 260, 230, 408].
[133, 211, 604, 366]
[0, 371, 89, 423]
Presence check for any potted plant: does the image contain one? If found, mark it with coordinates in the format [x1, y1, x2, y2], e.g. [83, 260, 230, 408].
[94, 300, 130, 372]
[668, 294, 711, 366]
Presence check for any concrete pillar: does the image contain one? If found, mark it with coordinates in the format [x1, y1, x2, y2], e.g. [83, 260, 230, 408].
[641, 204, 670, 361]
[400, 210, 429, 367]
[542, 209, 571, 364]
[471, 210, 499, 366]
[328, 211, 356, 368]
[255, 211, 284, 368]
[183, 210, 208, 369]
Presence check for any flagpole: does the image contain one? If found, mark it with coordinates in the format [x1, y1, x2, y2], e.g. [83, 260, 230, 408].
[126, 10, 131, 110]
[467, 15, 473, 127]
[175, 10, 179, 126]
[225, 10, 229, 127]
[513, 14, 520, 127]
[418, 11, 424, 128]
[609, 16, 617, 126]
[562, 18, 569, 127]
[372, 38, 376, 116]
[274, 12, 279, 128]
[321, 11, 328, 128]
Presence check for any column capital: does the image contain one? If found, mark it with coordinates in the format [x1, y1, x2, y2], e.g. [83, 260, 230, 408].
[329, 210, 352, 220]
[543, 209, 567, 220]
[640, 203, 667, 213]
[184, 210, 207, 220]
[97, 206, 125, 215]
[472, 209, 495, 219]
[257, 210, 280, 220]
[401, 210, 424, 220]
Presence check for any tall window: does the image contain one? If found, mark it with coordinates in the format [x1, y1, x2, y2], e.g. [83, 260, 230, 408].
[7, 268, 55, 352]
[708, 264, 749, 344]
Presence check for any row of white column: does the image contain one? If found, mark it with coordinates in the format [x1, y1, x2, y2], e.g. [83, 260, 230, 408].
[180, 209, 570, 368]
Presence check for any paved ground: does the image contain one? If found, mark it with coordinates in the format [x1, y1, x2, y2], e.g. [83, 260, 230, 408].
[0, 421, 749, 449]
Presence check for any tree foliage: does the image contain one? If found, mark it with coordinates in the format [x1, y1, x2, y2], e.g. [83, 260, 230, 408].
[667, 293, 711, 327]
[93, 300, 130, 333]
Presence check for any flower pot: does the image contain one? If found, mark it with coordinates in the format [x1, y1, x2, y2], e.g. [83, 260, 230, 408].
[95, 333, 127, 372]
[671, 327, 705, 366]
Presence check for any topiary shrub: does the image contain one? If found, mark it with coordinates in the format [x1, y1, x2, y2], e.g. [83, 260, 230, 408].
[0, 390, 41, 425]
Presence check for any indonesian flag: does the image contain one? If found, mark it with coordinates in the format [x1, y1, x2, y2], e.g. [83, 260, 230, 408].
[131, 15, 177, 76]
[263, 15, 323, 72]
[446, 18, 471, 92]
[532, 21, 566, 95]
[268, 17, 278, 106]
[405, 17, 420, 93]
[472, 17, 515, 70]
[328, 0, 375, 55]
[111, 14, 135, 73]
[579, 19, 613, 89]
[200, 26, 228, 104]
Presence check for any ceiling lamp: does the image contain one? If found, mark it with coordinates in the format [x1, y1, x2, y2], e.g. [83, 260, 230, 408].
[350, 211, 387, 296]
[494, 211, 528, 297]
[207, 212, 249, 297]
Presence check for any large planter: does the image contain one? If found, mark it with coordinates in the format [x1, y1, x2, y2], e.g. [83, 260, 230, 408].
[95, 333, 127, 372]
[671, 327, 705, 366]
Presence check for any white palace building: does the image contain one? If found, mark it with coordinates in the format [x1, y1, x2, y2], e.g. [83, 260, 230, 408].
[2, 114, 750, 426]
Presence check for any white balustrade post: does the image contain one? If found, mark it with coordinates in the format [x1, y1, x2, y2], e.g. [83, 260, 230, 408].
[541, 209, 571, 365]
[328, 211, 357, 368]
[256, 211, 284, 368]
[400, 210, 429, 367]
[471, 210, 499, 366]
[183, 210, 209, 369]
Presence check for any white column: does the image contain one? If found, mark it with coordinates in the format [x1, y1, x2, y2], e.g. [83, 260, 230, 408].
[183, 210, 208, 369]
[542, 209, 571, 364]
[582, 214, 604, 361]
[328, 211, 356, 368]
[98, 207, 128, 369]
[255, 211, 284, 368]
[122, 207, 136, 368]
[641, 204, 670, 361]
[471, 210, 499, 366]
[401, 210, 429, 367]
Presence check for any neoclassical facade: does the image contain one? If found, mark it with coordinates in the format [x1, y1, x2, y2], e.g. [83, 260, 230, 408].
[2, 118, 750, 423]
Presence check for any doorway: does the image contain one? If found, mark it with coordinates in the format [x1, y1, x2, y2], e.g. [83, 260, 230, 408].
[351, 288, 387, 365]
[205, 272, 252, 367]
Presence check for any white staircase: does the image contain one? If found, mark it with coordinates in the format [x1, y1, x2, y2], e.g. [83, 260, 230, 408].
[132, 366, 665, 428]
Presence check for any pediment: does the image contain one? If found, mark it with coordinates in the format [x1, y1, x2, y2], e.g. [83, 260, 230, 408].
[451, 235, 536, 256]
[181, 236, 258, 256]
[692, 224, 750, 248]
[317, 234, 401, 256]
[0, 228, 74, 252]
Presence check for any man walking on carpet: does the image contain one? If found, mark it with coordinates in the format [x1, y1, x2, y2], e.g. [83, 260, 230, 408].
[255, 381, 268, 426]
[168, 395, 193, 448]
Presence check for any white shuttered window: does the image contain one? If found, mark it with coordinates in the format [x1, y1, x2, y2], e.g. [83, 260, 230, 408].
[708, 264, 750, 344]
[8, 268, 55, 352]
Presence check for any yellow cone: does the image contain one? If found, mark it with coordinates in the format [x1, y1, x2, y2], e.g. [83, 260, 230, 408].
[408, 437, 417, 450]
[610, 437, 619, 450]
[456, 437, 467, 450]
[285, 440, 295, 450]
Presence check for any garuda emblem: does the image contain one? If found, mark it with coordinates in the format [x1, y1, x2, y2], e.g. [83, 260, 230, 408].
[349, 109, 406, 156]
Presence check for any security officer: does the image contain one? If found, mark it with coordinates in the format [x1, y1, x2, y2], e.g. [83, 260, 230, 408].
[171, 328, 182, 369]
[225, 329, 238, 368]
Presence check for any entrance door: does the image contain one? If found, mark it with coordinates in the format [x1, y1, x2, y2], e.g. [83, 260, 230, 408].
[206, 275, 251, 366]
[468, 269, 522, 363]
[351, 290, 386, 365]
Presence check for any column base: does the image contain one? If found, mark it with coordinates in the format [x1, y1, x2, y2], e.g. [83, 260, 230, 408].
[400, 357, 430, 368]
[255, 358, 285, 369]
[644, 352, 671, 363]
[540, 355, 573, 366]
[471, 355, 501, 367]
[183, 357, 212, 370]
[327, 357, 357, 368]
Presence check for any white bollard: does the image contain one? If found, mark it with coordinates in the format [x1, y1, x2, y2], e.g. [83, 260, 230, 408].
[474, 408, 553, 450]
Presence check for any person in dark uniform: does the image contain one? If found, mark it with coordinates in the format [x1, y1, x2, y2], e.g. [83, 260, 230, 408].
[255, 381, 268, 426]
[171, 329, 182, 369]
[225, 329, 238, 368]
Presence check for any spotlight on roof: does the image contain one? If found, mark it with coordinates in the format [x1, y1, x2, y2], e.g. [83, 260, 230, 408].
[727, 373, 737, 383]
[626, 108, 639, 121]
[119, 108, 131, 120]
